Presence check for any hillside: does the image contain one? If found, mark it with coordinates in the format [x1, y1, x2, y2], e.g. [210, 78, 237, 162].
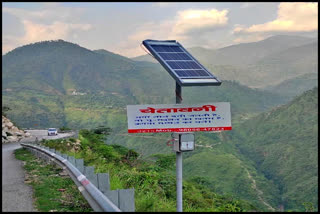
[2, 40, 288, 129]
[263, 73, 318, 99]
[227, 87, 318, 211]
[251, 42, 318, 87]
[2, 40, 145, 96]
[111, 87, 318, 212]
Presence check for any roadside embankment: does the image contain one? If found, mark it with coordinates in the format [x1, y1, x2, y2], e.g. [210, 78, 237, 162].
[2, 115, 31, 144]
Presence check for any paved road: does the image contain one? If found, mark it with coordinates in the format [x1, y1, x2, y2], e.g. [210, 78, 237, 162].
[2, 142, 37, 212]
[2, 130, 74, 212]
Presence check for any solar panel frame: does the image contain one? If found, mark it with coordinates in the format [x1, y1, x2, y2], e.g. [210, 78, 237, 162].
[142, 39, 221, 86]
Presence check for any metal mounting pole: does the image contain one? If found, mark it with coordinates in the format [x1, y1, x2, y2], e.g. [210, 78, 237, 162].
[175, 82, 183, 212]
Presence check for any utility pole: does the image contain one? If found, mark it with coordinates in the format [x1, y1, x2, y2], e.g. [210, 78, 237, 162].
[175, 82, 183, 212]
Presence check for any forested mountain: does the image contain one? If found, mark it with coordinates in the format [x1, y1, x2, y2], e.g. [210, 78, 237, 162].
[3, 40, 139, 95]
[2, 40, 288, 129]
[227, 87, 318, 211]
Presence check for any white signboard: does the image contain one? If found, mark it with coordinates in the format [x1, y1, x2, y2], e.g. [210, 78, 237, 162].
[127, 102, 231, 133]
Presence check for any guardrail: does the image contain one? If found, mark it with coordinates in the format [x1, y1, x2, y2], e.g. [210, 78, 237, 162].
[20, 142, 135, 212]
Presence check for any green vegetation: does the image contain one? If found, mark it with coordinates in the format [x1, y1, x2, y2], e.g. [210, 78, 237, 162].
[59, 126, 72, 132]
[3, 39, 289, 129]
[14, 148, 92, 212]
[106, 127, 282, 211]
[41, 128, 257, 212]
[228, 87, 318, 211]
[106, 88, 318, 212]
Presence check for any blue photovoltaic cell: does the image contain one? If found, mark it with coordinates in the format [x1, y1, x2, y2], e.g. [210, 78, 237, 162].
[151, 45, 183, 52]
[166, 61, 202, 70]
[175, 70, 208, 77]
[158, 53, 191, 60]
[150, 44, 210, 77]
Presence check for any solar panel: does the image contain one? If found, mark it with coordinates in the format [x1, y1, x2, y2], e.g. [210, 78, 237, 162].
[142, 39, 221, 86]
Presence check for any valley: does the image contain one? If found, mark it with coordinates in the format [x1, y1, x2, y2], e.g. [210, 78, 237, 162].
[2, 35, 318, 211]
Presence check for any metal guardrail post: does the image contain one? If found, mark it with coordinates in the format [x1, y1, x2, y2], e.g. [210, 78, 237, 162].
[119, 189, 135, 212]
[68, 156, 76, 166]
[84, 166, 98, 187]
[75, 159, 84, 174]
[105, 190, 119, 207]
[97, 173, 110, 193]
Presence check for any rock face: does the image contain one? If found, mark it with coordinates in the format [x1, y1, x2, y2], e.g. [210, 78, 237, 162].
[2, 115, 31, 144]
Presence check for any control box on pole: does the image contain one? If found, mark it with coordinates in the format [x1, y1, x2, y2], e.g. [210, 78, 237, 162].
[172, 133, 195, 152]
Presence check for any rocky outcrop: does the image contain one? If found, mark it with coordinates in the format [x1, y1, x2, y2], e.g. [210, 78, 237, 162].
[2, 115, 31, 144]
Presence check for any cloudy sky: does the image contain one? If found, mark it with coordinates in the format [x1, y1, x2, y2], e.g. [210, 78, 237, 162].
[2, 2, 318, 57]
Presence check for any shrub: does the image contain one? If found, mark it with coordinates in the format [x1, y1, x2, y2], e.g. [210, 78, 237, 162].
[97, 145, 118, 160]
[59, 126, 72, 132]
[151, 154, 176, 171]
[125, 149, 139, 161]
[93, 126, 111, 135]
[69, 138, 76, 143]
[111, 144, 129, 156]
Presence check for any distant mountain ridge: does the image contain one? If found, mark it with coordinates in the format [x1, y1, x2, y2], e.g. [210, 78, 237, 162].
[133, 35, 317, 64]
[264, 73, 318, 99]
[214, 35, 317, 65]
[132, 35, 318, 90]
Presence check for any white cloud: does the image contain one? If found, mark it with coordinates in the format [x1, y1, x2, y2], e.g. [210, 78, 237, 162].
[3, 3, 85, 24]
[119, 8, 229, 57]
[2, 3, 91, 54]
[127, 26, 155, 42]
[234, 2, 318, 34]
[113, 20, 175, 57]
[20, 20, 92, 45]
[172, 9, 228, 36]
[2, 36, 20, 54]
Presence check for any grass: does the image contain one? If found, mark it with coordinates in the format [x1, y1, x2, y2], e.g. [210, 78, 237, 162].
[14, 148, 93, 212]
[38, 129, 258, 212]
